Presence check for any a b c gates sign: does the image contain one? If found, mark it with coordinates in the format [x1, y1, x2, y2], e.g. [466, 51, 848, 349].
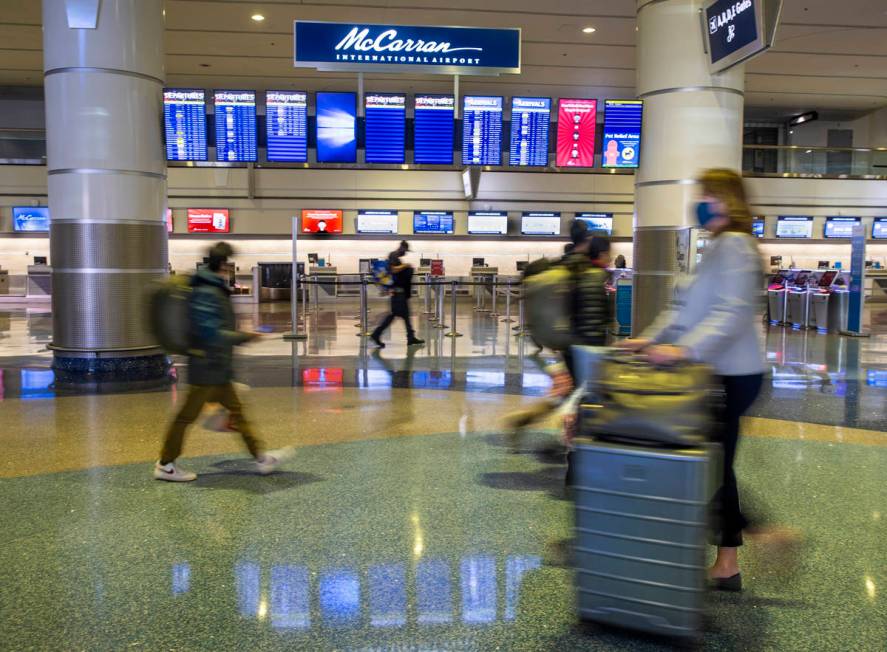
[294, 21, 521, 75]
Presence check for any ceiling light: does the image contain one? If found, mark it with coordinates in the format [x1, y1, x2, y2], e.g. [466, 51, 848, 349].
[251, 13, 265, 22]
[582, 26, 596, 34]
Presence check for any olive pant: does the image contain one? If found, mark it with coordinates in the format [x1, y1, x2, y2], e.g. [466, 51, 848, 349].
[160, 383, 263, 464]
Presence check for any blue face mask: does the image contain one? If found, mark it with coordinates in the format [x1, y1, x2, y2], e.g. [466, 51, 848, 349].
[695, 201, 719, 228]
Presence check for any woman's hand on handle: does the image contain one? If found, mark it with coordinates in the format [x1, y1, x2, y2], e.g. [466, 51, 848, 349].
[645, 344, 689, 366]
[618, 338, 651, 352]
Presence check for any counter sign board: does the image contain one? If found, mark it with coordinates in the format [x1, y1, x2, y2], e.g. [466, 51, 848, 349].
[702, 0, 782, 73]
[294, 22, 521, 75]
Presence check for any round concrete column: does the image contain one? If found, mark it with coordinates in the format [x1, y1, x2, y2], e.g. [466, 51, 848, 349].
[633, 0, 745, 333]
[43, 0, 168, 379]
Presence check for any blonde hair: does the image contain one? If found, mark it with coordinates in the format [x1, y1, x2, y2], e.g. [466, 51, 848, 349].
[697, 168, 754, 236]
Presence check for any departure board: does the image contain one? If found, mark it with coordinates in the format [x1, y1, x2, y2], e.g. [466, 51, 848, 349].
[365, 93, 406, 164]
[265, 90, 308, 162]
[556, 98, 597, 167]
[413, 211, 454, 234]
[214, 90, 257, 162]
[509, 97, 551, 167]
[163, 89, 207, 161]
[602, 100, 643, 168]
[414, 95, 455, 165]
[462, 96, 503, 166]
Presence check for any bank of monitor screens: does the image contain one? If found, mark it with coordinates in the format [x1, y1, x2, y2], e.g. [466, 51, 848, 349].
[752, 218, 765, 238]
[462, 96, 503, 166]
[187, 208, 229, 233]
[164, 89, 207, 161]
[365, 93, 406, 164]
[576, 212, 613, 235]
[213, 90, 257, 162]
[557, 99, 597, 167]
[468, 211, 508, 235]
[824, 216, 860, 238]
[521, 212, 561, 236]
[413, 211, 454, 234]
[873, 218, 887, 239]
[265, 90, 308, 162]
[302, 209, 343, 233]
[509, 97, 551, 167]
[12, 206, 50, 232]
[356, 209, 399, 234]
[776, 216, 814, 239]
[601, 100, 643, 168]
[414, 95, 455, 165]
[316, 92, 357, 163]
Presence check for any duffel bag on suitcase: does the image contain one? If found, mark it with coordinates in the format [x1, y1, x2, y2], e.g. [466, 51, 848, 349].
[573, 437, 719, 642]
[581, 353, 712, 447]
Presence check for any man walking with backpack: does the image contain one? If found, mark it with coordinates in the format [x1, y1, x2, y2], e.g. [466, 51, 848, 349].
[370, 240, 424, 349]
[154, 242, 289, 482]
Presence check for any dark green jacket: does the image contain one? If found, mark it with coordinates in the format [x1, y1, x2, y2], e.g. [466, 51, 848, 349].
[187, 270, 250, 385]
[562, 252, 611, 346]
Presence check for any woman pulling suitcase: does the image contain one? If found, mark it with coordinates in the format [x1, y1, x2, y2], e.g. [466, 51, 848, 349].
[623, 168, 799, 591]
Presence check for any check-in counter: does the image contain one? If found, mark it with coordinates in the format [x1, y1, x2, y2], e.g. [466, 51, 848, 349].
[27, 265, 52, 298]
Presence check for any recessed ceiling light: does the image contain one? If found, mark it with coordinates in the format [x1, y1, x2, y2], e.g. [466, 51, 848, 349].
[582, 26, 596, 34]
[251, 14, 265, 22]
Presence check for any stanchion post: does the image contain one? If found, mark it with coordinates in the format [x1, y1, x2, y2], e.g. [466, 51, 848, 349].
[445, 280, 463, 338]
[283, 216, 307, 341]
[356, 274, 370, 337]
[502, 282, 514, 323]
[514, 290, 527, 337]
[424, 274, 434, 316]
[489, 274, 499, 317]
[435, 280, 447, 329]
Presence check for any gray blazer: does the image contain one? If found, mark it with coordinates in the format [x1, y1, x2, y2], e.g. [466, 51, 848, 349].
[642, 232, 766, 376]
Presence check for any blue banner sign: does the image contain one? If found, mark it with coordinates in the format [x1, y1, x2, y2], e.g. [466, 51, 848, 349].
[846, 223, 866, 334]
[703, 0, 781, 72]
[294, 22, 521, 75]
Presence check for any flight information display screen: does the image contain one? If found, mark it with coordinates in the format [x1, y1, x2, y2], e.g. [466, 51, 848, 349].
[752, 218, 765, 238]
[213, 90, 257, 162]
[556, 98, 597, 167]
[509, 97, 551, 167]
[575, 212, 613, 234]
[776, 216, 814, 239]
[824, 216, 861, 238]
[521, 212, 561, 236]
[357, 209, 399, 234]
[414, 95, 455, 165]
[873, 218, 887, 239]
[316, 92, 357, 163]
[602, 100, 643, 168]
[467, 211, 508, 235]
[413, 211, 454, 234]
[365, 93, 406, 164]
[462, 96, 503, 166]
[265, 90, 308, 162]
[163, 89, 207, 161]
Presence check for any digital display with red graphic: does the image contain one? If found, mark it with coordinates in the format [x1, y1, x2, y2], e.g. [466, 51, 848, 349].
[301, 209, 343, 234]
[301, 367, 344, 389]
[556, 99, 597, 167]
[187, 208, 229, 233]
[166, 208, 173, 233]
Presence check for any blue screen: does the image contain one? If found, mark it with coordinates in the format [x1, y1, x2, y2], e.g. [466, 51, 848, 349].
[462, 96, 503, 166]
[576, 212, 613, 234]
[509, 97, 551, 167]
[824, 217, 860, 239]
[602, 100, 643, 168]
[214, 90, 257, 162]
[316, 92, 357, 163]
[12, 206, 50, 232]
[413, 211, 454, 234]
[414, 95, 455, 165]
[266, 90, 308, 162]
[163, 89, 207, 161]
[752, 219, 765, 238]
[365, 93, 405, 164]
[873, 218, 887, 240]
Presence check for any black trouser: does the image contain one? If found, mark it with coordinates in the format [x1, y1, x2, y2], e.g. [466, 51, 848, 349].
[711, 373, 764, 547]
[372, 292, 416, 341]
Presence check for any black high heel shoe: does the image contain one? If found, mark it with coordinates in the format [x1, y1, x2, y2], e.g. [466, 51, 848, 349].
[710, 573, 742, 592]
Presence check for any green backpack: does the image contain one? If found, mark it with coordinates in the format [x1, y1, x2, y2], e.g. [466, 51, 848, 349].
[522, 258, 575, 351]
[148, 275, 194, 355]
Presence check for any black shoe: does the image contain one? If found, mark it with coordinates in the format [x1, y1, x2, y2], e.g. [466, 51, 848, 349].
[407, 338, 425, 346]
[371, 335, 385, 348]
[709, 573, 742, 592]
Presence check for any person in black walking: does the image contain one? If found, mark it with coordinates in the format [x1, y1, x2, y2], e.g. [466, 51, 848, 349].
[371, 241, 425, 348]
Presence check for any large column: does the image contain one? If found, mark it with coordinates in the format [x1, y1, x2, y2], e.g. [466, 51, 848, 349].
[633, 0, 745, 333]
[43, 0, 168, 379]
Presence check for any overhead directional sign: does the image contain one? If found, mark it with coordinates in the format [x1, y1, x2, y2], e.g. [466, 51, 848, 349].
[702, 0, 782, 73]
[294, 21, 521, 75]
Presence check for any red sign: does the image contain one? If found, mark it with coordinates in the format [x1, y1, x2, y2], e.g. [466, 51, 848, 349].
[166, 208, 173, 233]
[301, 209, 343, 233]
[187, 208, 230, 233]
[430, 259, 445, 277]
[556, 98, 597, 168]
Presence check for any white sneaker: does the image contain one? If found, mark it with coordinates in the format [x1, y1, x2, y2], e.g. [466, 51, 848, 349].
[153, 461, 197, 482]
[255, 447, 295, 475]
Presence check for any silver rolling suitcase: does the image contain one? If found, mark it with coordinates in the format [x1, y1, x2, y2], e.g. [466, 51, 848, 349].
[573, 438, 717, 641]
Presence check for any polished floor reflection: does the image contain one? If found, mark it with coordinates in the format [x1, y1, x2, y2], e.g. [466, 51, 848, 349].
[0, 300, 884, 650]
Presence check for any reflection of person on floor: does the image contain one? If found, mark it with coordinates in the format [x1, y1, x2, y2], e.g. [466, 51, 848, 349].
[371, 240, 425, 349]
[155, 242, 290, 483]
[371, 346, 418, 429]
